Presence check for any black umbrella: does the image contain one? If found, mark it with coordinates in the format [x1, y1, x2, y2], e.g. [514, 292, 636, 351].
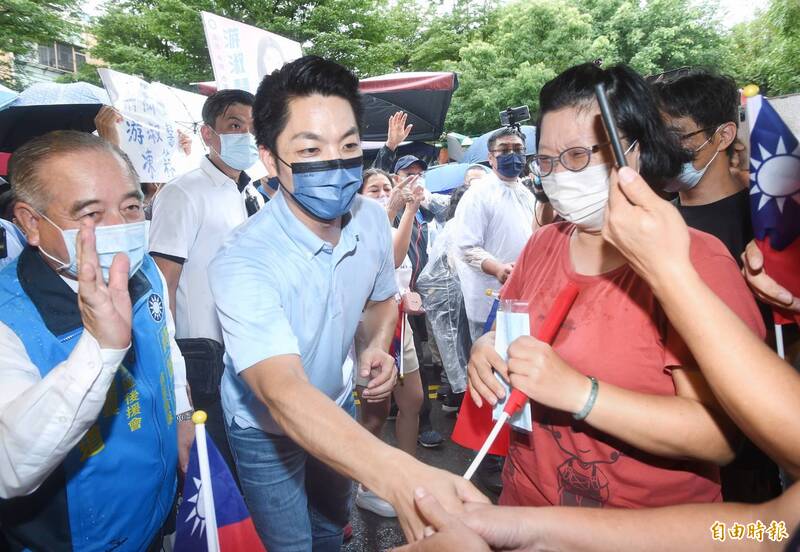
[0, 103, 103, 152]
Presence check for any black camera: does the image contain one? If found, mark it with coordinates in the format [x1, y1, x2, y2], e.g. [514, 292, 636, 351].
[500, 105, 530, 128]
[521, 174, 549, 203]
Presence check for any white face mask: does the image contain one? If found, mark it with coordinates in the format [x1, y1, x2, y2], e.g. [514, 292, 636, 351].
[540, 141, 637, 232]
[38, 214, 150, 282]
[376, 196, 391, 208]
[208, 128, 259, 171]
[541, 163, 611, 232]
[664, 127, 722, 193]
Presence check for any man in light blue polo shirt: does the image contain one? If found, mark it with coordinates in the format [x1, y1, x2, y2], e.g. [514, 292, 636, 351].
[209, 56, 486, 551]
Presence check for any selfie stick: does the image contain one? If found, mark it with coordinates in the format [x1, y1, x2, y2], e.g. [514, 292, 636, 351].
[594, 83, 627, 168]
[463, 283, 580, 480]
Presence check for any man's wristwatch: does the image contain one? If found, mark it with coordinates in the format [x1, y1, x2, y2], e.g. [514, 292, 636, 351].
[176, 410, 195, 423]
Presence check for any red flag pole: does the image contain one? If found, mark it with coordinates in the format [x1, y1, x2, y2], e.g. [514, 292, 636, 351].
[460, 283, 580, 480]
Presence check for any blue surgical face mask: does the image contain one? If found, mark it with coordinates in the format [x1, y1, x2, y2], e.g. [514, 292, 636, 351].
[496, 152, 526, 179]
[664, 127, 721, 193]
[210, 129, 259, 171]
[38, 214, 149, 282]
[278, 155, 363, 220]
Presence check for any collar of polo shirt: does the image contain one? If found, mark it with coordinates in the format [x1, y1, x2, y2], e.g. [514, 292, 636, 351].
[202, 156, 243, 188]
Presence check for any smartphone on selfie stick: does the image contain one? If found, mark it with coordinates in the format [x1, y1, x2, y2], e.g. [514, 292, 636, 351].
[594, 83, 627, 168]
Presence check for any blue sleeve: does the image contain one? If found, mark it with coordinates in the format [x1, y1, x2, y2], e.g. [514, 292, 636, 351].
[209, 244, 300, 374]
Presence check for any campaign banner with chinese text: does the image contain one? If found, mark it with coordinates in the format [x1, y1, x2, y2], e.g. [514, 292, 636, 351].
[201, 12, 303, 94]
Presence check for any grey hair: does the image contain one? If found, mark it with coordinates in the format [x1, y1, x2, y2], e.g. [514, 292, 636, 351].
[9, 130, 141, 212]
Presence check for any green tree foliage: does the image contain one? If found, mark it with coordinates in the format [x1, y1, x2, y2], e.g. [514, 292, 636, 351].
[407, 0, 499, 72]
[447, 0, 729, 134]
[577, 0, 725, 74]
[83, 0, 421, 88]
[75, 0, 797, 136]
[0, 0, 80, 87]
[725, 0, 800, 96]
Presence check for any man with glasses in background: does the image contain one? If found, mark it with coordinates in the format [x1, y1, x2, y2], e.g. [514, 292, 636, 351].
[651, 70, 750, 262]
[453, 127, 538, 342]
[652, 70, 782, 506]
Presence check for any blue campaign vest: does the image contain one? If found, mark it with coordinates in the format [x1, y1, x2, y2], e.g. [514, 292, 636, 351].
[0, 249, 178, 551]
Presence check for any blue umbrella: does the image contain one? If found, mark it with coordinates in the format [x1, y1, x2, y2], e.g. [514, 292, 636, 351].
[7, 81, 109, 107]
[424, 163, 491, 193]
[463, 125, 537, 164]
[0, 84, 18, 110]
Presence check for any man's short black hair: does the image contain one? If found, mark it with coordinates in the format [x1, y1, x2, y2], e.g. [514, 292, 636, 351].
[253, 55, 363, 155]
[652, 69, 740, 155]
[201, 89, 255, 127]
[488, 127, 525, 151]
[537, 63, 690, 188]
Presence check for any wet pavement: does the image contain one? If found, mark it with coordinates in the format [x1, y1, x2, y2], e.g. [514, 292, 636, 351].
[343, 389, 499, 551]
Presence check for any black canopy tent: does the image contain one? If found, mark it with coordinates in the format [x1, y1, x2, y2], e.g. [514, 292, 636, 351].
[358, 72, 459, 142]
[197, 71, 459, 143]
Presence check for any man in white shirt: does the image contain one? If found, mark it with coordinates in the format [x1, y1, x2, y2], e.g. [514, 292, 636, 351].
[149, 89, 262, 341]
[0, 131, 191, 550]
[454, 127, 538, 340]
[149, 89, 262, 472]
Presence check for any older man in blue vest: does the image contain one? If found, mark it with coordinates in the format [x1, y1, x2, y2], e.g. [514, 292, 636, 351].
[0, 131, 193, 551]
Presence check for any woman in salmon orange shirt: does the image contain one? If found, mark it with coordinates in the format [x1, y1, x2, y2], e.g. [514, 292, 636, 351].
[467, 63, 766, 510]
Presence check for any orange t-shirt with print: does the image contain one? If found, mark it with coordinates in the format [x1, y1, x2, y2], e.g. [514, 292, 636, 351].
[498, 222, 765, 509]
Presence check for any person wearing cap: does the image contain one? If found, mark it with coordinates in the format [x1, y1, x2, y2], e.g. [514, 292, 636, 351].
[392, 153, 449, 448]
[394, 154, 450, 222]
[452, 126, 538, 342]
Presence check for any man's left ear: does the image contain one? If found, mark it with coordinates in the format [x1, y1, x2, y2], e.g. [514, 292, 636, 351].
[14, 202, 40, 246]
[259, 146, 278, 176]
[717, 122, 738, 152]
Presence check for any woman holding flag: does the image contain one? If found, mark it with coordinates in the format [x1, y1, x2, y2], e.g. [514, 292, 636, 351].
[394, 164, 800, 552]
[467, 62, 765, 510]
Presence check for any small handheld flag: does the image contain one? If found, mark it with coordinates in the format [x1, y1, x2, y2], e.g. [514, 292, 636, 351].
[455, 283, 580, 479]
[174, 411, 266, 552]
[746, 92, 800, 338]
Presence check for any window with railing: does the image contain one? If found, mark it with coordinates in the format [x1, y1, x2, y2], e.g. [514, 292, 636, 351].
[36, 42, 86, 73]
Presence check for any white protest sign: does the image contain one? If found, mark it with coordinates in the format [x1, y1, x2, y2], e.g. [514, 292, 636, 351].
[201, 11, 303, 94]
[99, 68, 207, 182]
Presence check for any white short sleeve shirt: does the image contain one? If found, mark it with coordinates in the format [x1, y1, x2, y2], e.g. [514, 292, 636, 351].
[149, 156, 259, 343]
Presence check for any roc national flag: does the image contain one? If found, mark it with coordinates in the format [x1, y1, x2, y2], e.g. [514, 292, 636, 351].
[174, 416, 265, 552]
[746, 94, 800, 324]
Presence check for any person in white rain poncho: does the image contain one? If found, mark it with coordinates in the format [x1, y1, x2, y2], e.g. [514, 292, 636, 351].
[453, 127, 539, 340]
